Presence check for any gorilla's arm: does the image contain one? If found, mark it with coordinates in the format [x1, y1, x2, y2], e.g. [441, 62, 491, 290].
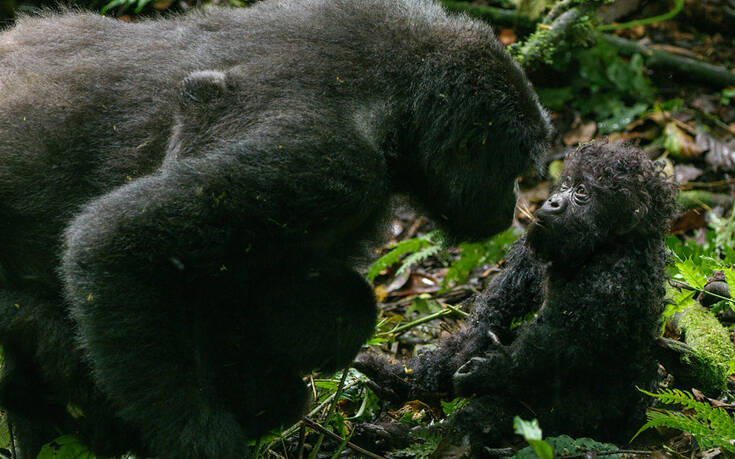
[454, 246, 647, 397]
[471, 236, 546, 343]
[355, 237, 545, 401]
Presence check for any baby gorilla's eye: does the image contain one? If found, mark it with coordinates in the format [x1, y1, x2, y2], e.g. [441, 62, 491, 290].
[559, 178, 572, 191]
[574, 184, 591, 204]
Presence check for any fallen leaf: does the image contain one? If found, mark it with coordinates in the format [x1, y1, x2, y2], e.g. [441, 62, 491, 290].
[562, 120, 596, 146]
[674, 164, 704, 183]
[699, 130, 735, 171]
[664, 122, 704, 160]
[499, 28, 517, 46]
[389, 272, 441, 297]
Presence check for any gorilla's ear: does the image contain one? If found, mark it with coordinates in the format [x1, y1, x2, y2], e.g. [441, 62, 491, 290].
[178, 70, 229, 108]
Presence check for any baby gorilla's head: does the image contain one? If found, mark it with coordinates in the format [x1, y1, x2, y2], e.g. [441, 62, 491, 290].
[527, 141, 678, 264]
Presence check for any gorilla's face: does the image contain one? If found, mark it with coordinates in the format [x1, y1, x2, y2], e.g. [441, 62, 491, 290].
[406, 129, 546, 245]
[527, 176, 607, 265]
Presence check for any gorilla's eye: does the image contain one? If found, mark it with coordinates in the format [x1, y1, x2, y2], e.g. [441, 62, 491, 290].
[560, 178, 572, 191]
[574, 184, 590, 204]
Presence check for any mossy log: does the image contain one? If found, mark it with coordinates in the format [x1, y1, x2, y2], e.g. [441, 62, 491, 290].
[665, 305, 735, 395]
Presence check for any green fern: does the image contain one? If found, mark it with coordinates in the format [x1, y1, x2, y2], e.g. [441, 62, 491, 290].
[366, 231, 442, 283]
[634, 388, 735, 453]
[674, 258, 708, 290]
[396, 245, 442, 277]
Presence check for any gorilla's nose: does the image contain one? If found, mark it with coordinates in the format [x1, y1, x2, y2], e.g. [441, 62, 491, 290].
[538, 193, 566, 216]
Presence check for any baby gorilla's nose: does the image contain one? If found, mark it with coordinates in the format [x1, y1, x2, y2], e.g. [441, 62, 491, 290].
[538, 193, 567, 217]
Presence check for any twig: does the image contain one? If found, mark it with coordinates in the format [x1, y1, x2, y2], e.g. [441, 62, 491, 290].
[376, 303, 466, 337]
[6, 415, 15, 459]
[670, 280, 735, 305]
[560, 450, 651, 458]
[301, 417, 386, 459]
[297, 422, 306, 459]
[656, 337, 697, 357]
[682, 178, 735, 189]
[307, 369, 349, 459]
[438, 0, 534, 30]
[267, 378, 362, 451]
[597, 0, 683, 31]
[543, 0, 575, 25]
[445, 303, 469, 318]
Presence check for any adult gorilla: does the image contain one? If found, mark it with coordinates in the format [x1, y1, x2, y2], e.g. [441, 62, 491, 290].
[0, 0, 550, 456]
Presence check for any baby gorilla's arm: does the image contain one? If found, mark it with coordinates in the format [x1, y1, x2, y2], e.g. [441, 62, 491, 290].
[355, 237, 546, 401]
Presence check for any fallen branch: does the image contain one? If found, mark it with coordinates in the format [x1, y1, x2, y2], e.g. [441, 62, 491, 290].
[560, 450, 651, 458]
[604, 34, 735, 88]
[444, 0, 735, 88]
[439, 0, 534, 30]
[512, 6, 595, 70]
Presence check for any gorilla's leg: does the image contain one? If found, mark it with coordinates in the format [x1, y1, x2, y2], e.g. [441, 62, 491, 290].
[66, 272, 250, 458]
[0, 353, 63, 459]
[216, 365, 310, 438]
[251, 263, 378, 374]
[0, 290, 98, 457]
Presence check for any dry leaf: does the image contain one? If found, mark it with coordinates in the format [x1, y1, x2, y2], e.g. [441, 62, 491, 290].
[664, 122, 705, 160]
[563, 120, 597, 146]
[499, 29, 517, 46]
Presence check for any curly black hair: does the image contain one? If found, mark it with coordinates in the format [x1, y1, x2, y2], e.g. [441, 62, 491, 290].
[355, 141, 679, 454]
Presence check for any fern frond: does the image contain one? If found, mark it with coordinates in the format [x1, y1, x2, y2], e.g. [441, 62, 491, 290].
[366, 238, 431, 282]
[635, 388, 735, 453]
[396, 245, 442, 277]
[674, 258, 707, 289]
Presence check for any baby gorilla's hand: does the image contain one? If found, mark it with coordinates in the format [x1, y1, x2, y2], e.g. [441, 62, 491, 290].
[353, 352, 412, 403]
[453, 350, 510, 396]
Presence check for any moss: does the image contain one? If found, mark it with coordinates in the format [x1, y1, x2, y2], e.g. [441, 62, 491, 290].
[677, 304, 735, 395]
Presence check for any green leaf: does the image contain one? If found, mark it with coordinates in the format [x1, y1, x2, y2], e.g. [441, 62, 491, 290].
[536, 87, 574, 111]
[366, 238, 430, 282]
[101, 0, 128, 13]
[596, 102, 648, 134]
[135, 0, 150, 13]
[634, 388, 735, 451]
[514, 417, 554, 459]
[514, 417, 543, 440]
[37, 436, 100, 459]
[674, 258, 707, 290]
[442, 228, 520, 290]
[441, 397, 469, 416]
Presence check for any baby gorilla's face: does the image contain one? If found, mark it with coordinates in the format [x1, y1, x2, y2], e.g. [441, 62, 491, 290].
[526, 175, 607, 265]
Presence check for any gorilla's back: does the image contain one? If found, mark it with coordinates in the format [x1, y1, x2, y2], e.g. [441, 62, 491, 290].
[0, 0, 501, 290]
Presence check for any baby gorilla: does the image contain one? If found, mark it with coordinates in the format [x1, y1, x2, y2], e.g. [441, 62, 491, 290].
[356, 141, 679, 453]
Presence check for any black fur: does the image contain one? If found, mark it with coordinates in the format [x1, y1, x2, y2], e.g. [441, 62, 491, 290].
[355, 142, 678, 453]
[0, 1, 550, 457]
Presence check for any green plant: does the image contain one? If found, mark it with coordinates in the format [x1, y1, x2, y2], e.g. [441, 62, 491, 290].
[634, 388, 735, 453]
[442, 228, 521, 290]
[514, 417, 553, 459]
[101, 0, 153, 14]
[389, 428, 442, 459]
[536, 37, 655, 133]
[441, 397, 469, 416]
[37, 435, 101, 459]
[366, 228, 520, 290]
[366, 230, 443, 283]
[514, 434, 621, 458]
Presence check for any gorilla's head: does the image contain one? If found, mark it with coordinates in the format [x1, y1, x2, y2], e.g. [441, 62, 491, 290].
[398, 39, 551, 244]
[527, 141, 679, 264]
